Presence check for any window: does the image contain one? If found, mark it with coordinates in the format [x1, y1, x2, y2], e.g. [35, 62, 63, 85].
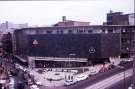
[68, 30, 73, 33]
[57, 30, 63, 34]
[108, 29, 113, 33]
[88, 30, 92, 33]
[77, 30, 83, 33]
[102, 29, 105, 32]
[46, 30, 52, 34]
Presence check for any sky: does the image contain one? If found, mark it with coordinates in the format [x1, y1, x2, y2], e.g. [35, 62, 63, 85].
[0, 0, 134, 26]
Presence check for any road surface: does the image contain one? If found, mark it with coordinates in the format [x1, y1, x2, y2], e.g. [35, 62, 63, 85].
[107, 76, 132, 89]
[85, 68, 132, 89]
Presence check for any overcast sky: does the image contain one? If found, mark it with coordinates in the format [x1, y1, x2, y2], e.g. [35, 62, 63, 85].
[0, 0, 134, 26]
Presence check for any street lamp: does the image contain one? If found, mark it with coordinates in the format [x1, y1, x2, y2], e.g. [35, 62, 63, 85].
[68, 53, 76, 68]
[32, 39, 38, 68]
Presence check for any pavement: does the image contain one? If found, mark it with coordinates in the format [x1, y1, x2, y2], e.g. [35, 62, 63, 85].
[29, 64, 105, 87]
[0, 57, 30, 89]
[0, 56, 133, 89]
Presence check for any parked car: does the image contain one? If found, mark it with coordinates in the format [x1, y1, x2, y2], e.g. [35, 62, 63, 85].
[8, 77, 15, 89]
[15, 63, 20, 69]
[30, 85, 39, 89]
[64, 80, 77, 86]
[9, 77, 15, 84]
[15, 63, 24, 70]
[17, 81, 25, 89]
[128, 84, 133, 89]
[75, 74, 88, 82]
[10, 69, 18, 76]
[27, 78, 33, 85]
[8, 71, 12, 77]
[34, 79, 42, 85]
[8, 84, 15, 89]
[64, 75, 77, 86]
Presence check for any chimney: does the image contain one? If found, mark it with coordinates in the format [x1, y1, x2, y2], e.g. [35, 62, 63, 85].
[62, 16, 66, 22]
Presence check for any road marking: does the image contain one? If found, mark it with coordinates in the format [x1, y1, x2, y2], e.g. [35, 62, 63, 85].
[85, 69, 133, 89]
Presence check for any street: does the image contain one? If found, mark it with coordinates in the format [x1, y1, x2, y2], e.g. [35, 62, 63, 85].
[0, 56, 133, 89]
[85, 69, 132, 89]
[0, 56, 30, 89]
[107, 76, 132, 89]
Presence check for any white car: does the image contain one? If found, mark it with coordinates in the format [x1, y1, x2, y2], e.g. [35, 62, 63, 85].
[35, 81, 42, 85]
[23, 68, 27, 72]
[75, 74, 88, 82]
[128, 84, 133, 89]
[30, 85, 39, 89]
[9, 77, 15, 84]
[15, 63, 20, 69]
[15, 63, 24, 70]
[34, 79, 42, 85]
[64, 80, 77, 86]
[8, 84, 15, 89]
[8, 78, 15, 89]
[89, 67, 98, 75]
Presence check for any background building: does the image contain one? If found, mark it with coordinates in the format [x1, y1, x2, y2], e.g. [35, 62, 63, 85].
[0, 32, 3, 56]
[105, 11, 135, 25]
[54, 16, 90, 27]
[0, 21, 28, 33]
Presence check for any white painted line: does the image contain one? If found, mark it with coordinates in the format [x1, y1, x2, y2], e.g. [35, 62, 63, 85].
[85, 69, 133, 89]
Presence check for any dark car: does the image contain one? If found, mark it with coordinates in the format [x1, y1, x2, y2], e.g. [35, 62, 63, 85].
[118, 61, 128, 66]
[108, 64, 116, 70]
[16, 81, 25, 89]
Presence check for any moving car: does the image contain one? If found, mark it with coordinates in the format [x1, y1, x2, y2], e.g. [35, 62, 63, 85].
[64, 80, 77, 86]
[75, 74, 88, 82]
[15, 63, 24, 71]
[89, 67, 98, 75]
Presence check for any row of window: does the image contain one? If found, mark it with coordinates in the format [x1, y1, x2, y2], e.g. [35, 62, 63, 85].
[45, 29, 94, 34]
[122, 29, 135, 33]
[25, 28, 121, 35]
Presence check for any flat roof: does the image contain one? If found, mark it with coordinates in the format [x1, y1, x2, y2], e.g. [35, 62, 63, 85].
[15, 25, 135, 31]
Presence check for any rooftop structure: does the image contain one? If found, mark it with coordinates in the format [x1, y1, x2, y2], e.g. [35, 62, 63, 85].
[105, 11, 135, 25]
[54, 16, 90, 27]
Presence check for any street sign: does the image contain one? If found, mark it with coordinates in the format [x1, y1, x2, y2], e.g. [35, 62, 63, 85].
[89, 46, 95, 53]
[32, 40, 38, 45]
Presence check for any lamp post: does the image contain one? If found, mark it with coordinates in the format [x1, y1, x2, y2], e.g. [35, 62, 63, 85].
[32, 39, 38, 68]
[133, 55, 135, 89]
[68, 53, 76, 68]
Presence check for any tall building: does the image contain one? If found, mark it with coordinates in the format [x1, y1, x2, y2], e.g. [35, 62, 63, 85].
[0, 21, 28, 33]
[106, 11, 135, 25]
[128, 13, 135, 25]
[0, 32, 3, 56]
[11, 25, 135, 68]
